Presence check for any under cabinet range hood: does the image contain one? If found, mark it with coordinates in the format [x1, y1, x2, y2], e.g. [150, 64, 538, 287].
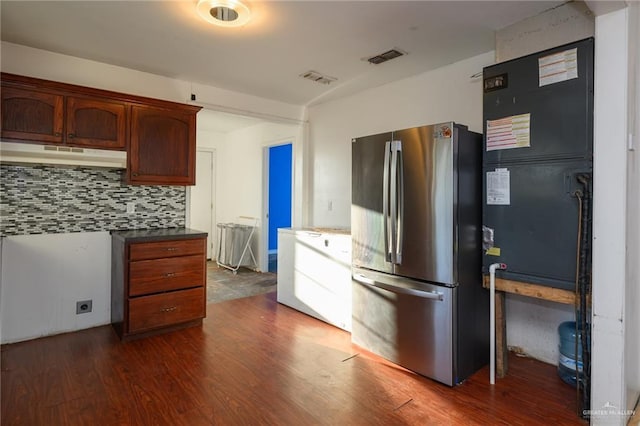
[0, 142, 127, 168]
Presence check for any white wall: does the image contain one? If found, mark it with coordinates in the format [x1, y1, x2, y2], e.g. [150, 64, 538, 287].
[0, 42, 304, 123]
[307, 51, 492, 228]
[505, 296, 573, 363]
[0, 233, 111, 343]
[196, 127, 225, 151]
[208, 122, 303, 272]
[495, 1, 594, 62]
[625, 0, 640, 418]
[591, 6, 632, 424]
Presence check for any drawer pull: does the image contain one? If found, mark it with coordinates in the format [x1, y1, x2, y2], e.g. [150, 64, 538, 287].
[161, 306, 177, 313]
[166, 247, 178, 251]
[164, 272, 177, 278]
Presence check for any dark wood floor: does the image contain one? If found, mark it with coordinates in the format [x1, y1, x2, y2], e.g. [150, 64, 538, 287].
[1, 293, 585, 425]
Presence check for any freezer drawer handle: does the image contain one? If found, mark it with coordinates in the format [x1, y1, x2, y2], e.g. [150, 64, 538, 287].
[353, 274, 443, 301]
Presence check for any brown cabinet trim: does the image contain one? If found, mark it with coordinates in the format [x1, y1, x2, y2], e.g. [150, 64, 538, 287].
[1, 72, 201, 114]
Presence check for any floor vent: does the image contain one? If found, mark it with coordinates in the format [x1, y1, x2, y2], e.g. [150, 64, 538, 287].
[299, 70, 337, 85]
[367, 48, 406, 65]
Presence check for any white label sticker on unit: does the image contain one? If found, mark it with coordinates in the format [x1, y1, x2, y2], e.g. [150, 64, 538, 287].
[487, 168, 510, 205]
[486, 113, 531, 151]
[538, 47, 578, 87]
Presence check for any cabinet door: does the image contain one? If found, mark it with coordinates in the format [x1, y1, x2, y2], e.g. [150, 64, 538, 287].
[1, 86, 64, 143]
[128, 105, 196, 185]
[66, 97, 126, 150]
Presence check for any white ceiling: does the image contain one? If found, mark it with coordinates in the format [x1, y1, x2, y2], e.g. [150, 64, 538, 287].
[1, 0, 566, 111]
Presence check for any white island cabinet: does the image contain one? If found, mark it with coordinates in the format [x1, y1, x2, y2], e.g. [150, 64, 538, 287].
[277, 228, 352, 331]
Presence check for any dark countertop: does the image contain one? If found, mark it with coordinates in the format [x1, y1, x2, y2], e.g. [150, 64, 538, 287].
[111, 228, 207, 243]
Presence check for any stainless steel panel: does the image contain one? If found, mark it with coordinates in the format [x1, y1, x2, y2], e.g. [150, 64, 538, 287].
[351, 132, 394, 274]
[393, 124, 455, 285]
[351, 267, 454, 386]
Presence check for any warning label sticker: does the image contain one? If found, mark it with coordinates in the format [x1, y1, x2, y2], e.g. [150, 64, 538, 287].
[538, 47, 578, 87]
[486, 168, 510, 206]
[486, 113, 531, 152]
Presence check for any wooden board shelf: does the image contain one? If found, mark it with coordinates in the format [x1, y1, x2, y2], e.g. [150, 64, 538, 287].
[482, 276, 576, 305]
[482, 276, 577, 378]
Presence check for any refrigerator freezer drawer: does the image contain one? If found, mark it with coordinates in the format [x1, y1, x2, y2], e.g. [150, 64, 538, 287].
[351, 268, 455, 386]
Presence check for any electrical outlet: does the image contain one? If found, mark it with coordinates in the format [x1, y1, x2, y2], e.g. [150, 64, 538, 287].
[126, 202, 135, 214]
[76, 300, 92, 314]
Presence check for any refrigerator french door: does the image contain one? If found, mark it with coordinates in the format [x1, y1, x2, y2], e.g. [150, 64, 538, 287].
[351, 122, 488, 386]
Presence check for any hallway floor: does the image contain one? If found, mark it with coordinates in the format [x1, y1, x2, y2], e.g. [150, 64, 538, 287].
[206, 261, 277, 304]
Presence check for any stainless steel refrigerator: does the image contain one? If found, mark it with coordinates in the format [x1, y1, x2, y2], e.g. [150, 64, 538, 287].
[351, 122, 488, 386]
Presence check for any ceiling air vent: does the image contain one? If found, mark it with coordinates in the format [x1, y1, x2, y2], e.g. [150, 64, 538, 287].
[367, 48, 406, 65]
[300, 70, 337, 85]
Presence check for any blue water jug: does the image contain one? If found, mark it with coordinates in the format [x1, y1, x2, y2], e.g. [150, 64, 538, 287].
[558, 321, 583, 387]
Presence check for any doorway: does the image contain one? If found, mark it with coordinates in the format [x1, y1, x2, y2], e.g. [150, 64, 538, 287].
[266, 143, 292, 272]
[189, 149, 216, 259]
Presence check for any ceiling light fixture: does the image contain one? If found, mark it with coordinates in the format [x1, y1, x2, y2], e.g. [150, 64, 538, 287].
[196, 0, 251, 27]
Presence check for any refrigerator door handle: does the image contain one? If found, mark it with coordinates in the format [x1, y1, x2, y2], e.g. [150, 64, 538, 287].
[395, 141, 404, 264]
[390, 141, 400, 264]
[353, 273, 444, 301]
[383, 141, 392, 262]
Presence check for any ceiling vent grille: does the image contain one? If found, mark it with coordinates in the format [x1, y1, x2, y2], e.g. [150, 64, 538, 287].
[300, 70, 337, 85]
[367, 48, 406, 65]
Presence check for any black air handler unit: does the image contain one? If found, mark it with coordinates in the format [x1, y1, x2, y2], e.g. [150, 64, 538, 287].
[482, 38, 593, 291]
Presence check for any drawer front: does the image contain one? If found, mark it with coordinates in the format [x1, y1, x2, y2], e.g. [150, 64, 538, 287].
[129, 238, 204, 261]
[129, 255, 205, 296]
[128, 287, 205, 334]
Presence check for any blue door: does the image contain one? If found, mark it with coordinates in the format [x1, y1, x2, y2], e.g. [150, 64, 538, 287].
[268, 143, 292, 272]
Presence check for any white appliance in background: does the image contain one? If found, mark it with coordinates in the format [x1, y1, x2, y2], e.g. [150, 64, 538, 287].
[0, 232, 112, 343]
[277, 228, 352, 331]
[0, 141, 126, 168]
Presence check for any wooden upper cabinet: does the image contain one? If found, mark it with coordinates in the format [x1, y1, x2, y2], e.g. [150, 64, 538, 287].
[66, 97, 127, 149]
[128, 105, 196, 186]
[1, 73, 201, 186]
[1, 79, 126, 150]
[1, 86, 64, 144]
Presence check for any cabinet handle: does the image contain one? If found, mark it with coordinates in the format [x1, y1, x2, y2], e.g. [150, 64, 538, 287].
[161, 306, 177, 313]
[54, 132, 62, 137]
[132, 173, 139, 177]
[164, 272, 176, 278]
[166, 247, 178, 251]
[68, 133, 75, 138]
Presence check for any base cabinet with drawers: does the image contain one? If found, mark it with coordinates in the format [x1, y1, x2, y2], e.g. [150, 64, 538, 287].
[111, 228, 207, 340]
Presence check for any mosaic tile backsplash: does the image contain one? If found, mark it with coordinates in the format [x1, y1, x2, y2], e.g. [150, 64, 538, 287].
[1, 164, 186, 236]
